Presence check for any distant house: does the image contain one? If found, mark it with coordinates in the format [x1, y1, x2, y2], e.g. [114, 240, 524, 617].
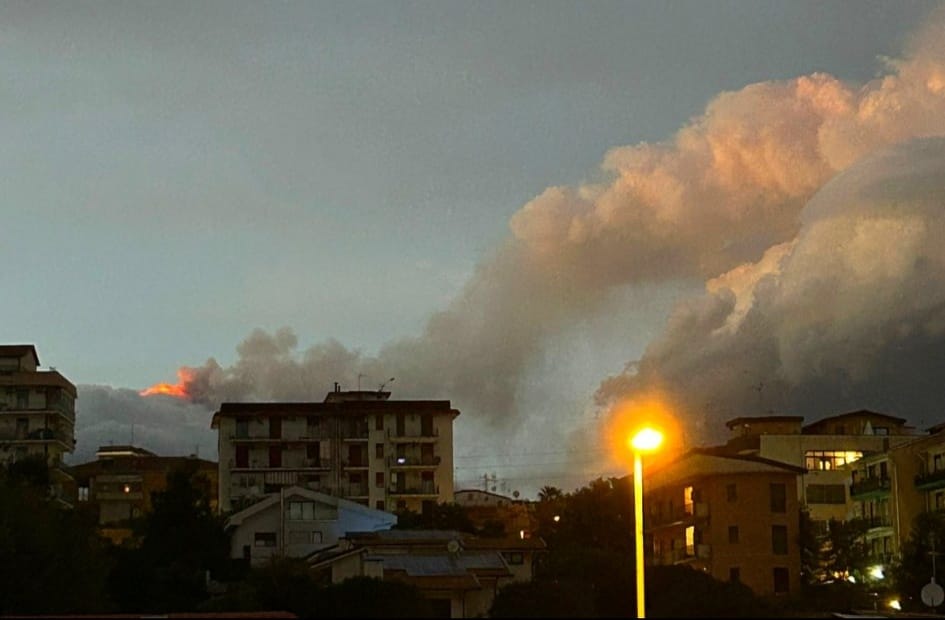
[453, 489, 537, 539]
[308, 529, 546, 618]
[72, 444, 217, 544]
[225, 486, 397, 565]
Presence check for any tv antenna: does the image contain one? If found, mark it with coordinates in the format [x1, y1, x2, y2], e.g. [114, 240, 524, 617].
[378, 377, 395, 392]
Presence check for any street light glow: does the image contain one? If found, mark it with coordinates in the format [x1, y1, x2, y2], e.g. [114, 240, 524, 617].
[631, 428, 663, 452]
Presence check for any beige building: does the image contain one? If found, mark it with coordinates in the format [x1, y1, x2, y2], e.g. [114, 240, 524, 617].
[213, 387, 459, 514]
[72, 444, 218, 544]
[0, 344, 76, 504]
[644, 450, 805, 597]
[723, 410, 917, 528]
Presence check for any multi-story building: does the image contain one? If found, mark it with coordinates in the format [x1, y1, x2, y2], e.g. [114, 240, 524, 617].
[72, 444, 218, 543]
[0, 344, 76, 504]
[644, 449, 805, 597]
[723, 410, 917, 530]
[213, 386, 459, 514]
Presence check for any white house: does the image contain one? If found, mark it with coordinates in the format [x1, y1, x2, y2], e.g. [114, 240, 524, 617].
[226, 486, 397, 565]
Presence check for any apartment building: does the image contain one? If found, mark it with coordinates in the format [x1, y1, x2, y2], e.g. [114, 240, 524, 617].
[845, 424, 945, 574]
[212, 386, 459, 514]
[644, 449, 805, 597]
[723, 410, 917, 529]
[72, 444, 218, 543]
[0, 344, 76, 503]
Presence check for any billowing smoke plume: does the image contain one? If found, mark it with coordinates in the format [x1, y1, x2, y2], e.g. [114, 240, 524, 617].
[75, 9, 945, 480]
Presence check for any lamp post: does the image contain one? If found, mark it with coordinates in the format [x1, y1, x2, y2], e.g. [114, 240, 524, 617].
[631, 428, 663, 619]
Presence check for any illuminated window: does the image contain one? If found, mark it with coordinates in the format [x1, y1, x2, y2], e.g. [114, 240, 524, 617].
[78, 486, 89, 501]
[684, 486, 694, 515]
[804, 450, 863, 470]
[685, 525, 695, 555]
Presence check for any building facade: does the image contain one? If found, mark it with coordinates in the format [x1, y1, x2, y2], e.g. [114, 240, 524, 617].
[0, 344, 76, 504]
[213, 387, 459, 514]
[644, 450, 805, 597]
[72, 444, 218, 543]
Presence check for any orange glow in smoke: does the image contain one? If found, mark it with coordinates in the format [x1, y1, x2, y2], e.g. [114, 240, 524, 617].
[140, 368, 194, 399]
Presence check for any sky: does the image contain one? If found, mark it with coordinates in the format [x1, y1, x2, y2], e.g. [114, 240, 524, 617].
[3, 1, 944, 495]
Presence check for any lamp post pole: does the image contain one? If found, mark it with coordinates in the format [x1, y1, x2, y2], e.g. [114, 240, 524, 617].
[634, 450, 646, 619]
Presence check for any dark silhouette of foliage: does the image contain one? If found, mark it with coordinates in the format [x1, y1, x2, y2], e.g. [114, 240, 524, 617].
[890, 510, 945, 611]
[393, 501, 475, 533]
[108, 463, 231, 612]
[0, 461, 111, 614]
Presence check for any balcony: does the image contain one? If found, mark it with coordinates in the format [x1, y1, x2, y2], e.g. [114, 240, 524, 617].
[655, 544, 711, 566]
[850, 477, 891, 499]
[645, 502, 708, 531]
[916, 469, 945, 491]
[0, 406, 74, 424]
[387, 428, 439, 443]
[865, 515, 892, 529]
[0, 428, 73, 449]
[343, 484, 370, 498]
[389, 483, 439, 497]
[342, 460, 369, 470]
[228, 458, 331, 471]
[389, 455, 441, 469]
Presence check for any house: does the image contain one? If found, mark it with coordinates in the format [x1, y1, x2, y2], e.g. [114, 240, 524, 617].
[453, 489, 537, 538]
[307, 530, 545, 618]
[72, 444, 218, 544]
[212, 386, 459, 514]
[225, 486, 397, 565]
[0, 344, 76, 505]
[643, 449, 805, 597]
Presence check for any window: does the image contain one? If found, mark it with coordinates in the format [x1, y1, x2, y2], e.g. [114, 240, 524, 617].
[312, 531, 323, 544]
[804, 450, 863, 471]
[505, 552, 524, 565]
[770, 483, 786, 513]
[773, 567, 790, 594]
[375, 414, 384, 431]
[806, 484, 846, 504]
[269, 416, 282, 439]
[772, 525, 788, 555]
[235, 419, 249, 439]
[78, 486, 89, 501]
[935, 453, 944, 472]
[728, 525, 739, 544]
[269, 445, 282, 468]
[729, 567, 741, 583]
[288, 501, 315, 521]
[376, 472, 385, 488]
[421, 414, 434, 437]
[726, 483, 737, 502]
[685, 526, 695, 555]
[306, 442, 321, 464]
[376, 443, 384, 459]
[235, 445, 249, 468]
[874, 426, 889, 436]
[936, 492, 945, 511]
[396, 413, 406, 436]
[376, 500, 385, 510]
[255, 532, 277, 547]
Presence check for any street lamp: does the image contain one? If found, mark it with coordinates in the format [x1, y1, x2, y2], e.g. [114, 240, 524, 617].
[630, 427, 663, 619]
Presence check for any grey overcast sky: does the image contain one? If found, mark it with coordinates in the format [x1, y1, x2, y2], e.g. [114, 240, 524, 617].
[1, 0, 938, 389]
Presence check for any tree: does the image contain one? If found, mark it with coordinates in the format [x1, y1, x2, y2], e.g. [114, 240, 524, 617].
[393, 502, 475, 533]
[0, 459, 111, 614]
[107, 464, 231, 612]
[891, 510, 945, 611]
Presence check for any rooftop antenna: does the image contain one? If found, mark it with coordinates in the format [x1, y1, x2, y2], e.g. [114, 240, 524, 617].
[378, 377, 395, 392]
[357, 373, 365, 391]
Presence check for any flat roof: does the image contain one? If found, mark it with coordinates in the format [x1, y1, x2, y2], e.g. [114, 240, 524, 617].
[724, 415, 804, 429]
[0, 344, 39, 366]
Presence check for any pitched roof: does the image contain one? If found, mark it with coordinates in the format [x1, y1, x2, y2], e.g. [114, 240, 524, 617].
[802, 409, 907, 432]
[724, 415, 804, 429]
[225, 486, 397, 528]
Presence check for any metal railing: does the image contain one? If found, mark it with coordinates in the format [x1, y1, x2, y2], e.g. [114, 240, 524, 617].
[850, 477, 891, 497]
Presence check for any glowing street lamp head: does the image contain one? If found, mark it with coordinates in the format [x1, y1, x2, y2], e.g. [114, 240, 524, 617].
[630, 428, 663, 452]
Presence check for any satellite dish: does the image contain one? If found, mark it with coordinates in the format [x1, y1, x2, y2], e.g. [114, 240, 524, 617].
[447, 539, 460, 554]
[922, 580, 944, 608]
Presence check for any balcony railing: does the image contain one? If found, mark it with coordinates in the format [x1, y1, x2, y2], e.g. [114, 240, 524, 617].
[387, 428, 439, 442]
[342, 460, 369, 469]
[0, 428, 73, 446]
[655, 544, 710, 566]
[343, 484, 370, 497]
[865, 515, 892, 528]
[388, 455, 441, 468]
[850, 477, 891, 498]
[646, 502, 708, 529]
[389, 483, 439, 496]
[916, 469, 945, 491]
